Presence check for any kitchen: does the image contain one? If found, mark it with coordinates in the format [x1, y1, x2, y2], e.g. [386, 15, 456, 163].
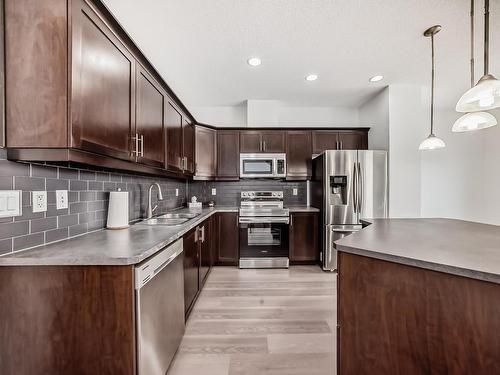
[1, 0, 500, 375]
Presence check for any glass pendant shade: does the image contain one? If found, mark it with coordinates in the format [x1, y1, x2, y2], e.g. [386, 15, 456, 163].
[456, 74, 500, 112]
[419, 134, 446, 150]
[452, 111, 497, 132]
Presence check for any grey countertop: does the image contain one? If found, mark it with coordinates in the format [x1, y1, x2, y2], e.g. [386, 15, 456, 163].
[0, 206, 238, 266]
[335, 218, 500, 284]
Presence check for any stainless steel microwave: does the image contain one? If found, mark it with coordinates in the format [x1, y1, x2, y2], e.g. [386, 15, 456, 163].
[239, 153, 286, 178]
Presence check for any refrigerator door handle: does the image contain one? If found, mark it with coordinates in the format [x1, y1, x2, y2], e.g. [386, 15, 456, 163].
[352, 162, 358, 213]
[357, 162, 363, 214]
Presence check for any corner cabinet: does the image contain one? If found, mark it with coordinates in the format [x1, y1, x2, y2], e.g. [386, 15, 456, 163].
[195, 126, 217, 179]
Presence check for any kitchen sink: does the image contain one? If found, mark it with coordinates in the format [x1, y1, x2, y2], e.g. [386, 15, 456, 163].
[136, 212, 200, 226]
[156, 213, 200, 219]
[137, 218, 189, 226]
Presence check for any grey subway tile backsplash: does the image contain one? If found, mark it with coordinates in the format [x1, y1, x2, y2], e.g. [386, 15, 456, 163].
[0, 158, 187, 255]
[13, 233, 45, 251]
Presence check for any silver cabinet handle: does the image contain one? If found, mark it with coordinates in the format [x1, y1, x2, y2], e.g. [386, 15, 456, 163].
[260, 140, 263, 151]
[263, 141, 266, 151]
[201, 226, 205, 243]
[140, 134, 144, 157]
[132, 133, 140, 159]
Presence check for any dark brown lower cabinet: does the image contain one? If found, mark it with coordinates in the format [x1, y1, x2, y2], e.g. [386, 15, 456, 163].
[183, 227, 199, 316]
[338, 252, 500, 375]
[289, 212, 319, 264]
[0, 265, 135, 375]
[199, 219, 211, 288]
[215, 212, 239, 265]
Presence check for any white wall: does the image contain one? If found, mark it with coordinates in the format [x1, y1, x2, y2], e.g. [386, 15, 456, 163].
[359, 87, 389, 150]
[387, 85, 427, 218]
[192, 101, 359, 128]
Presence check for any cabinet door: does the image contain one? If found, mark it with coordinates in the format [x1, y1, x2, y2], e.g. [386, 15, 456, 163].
[135, 66, 165, 168]
[71, 0, 135, 161]
[338, 131, 368, 150]
[216, 213, 239, 265]
[286, 131, 312, 180]
[312, 130, 339, 154]
[183, 119, 195, 175]
[240, 131, 262, 153]
[262, 131, 285, 153]
[289, 212, 319, 263]
[165, 101, 183, 172]
[195, 126, 216, 178]
[199, 224, 211, 288]
[217, 130, 240, 180]
[183, 227, 199, 316]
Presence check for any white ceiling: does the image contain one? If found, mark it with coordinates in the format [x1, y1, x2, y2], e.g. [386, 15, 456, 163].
[102, 0, 500, 112]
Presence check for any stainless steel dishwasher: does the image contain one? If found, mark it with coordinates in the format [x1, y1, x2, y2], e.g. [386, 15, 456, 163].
[135, 238, 185, 375]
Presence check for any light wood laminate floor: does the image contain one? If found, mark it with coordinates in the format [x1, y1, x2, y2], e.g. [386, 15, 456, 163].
[168, 266, 336, 375]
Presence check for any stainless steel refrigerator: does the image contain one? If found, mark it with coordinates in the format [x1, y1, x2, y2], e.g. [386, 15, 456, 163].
[311, 150, 387, 271]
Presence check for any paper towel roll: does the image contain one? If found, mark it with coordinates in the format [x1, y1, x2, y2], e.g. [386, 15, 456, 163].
[107, 190, 129, 229]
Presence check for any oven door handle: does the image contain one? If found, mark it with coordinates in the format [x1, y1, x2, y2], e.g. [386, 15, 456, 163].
[239, 217, 290, 224]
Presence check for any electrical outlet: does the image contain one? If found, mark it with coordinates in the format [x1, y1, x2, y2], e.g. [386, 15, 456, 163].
[32, 191, 47, 213]
[56, 190, 68, 209]
[211, 188, 216, 196]
[175, 188, 179, 197]
[292, 188, 298, 196]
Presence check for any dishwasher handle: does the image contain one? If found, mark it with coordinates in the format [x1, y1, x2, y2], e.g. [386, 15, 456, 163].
[135, 238, 184, 290]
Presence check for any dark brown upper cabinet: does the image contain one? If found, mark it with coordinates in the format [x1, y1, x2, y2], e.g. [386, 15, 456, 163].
[286, 130, 312, 180]
[338, 131, 368, 150]
[195, 126, 216, 179]
[217, 130, 240, 180]
[71, 0, 136, 161]
[240, 131, 285, 153]
[135, 65, 165, 168]
[312, 130, 368, 154]
[165, 101, 183, 173]
[183, 119, 195, 175]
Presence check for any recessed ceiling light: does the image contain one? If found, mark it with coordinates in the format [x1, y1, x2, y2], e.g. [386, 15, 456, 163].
[247, 57, 262, 67]
[305, 74, 318, 81]
[369, 75, 384, 82]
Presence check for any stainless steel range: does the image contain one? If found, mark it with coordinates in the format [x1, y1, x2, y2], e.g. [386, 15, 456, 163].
[239, 191, 290, 269]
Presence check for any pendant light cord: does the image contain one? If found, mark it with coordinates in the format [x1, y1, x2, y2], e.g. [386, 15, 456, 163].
[484, 0, 489, 75]
[431, 33, 435, 135]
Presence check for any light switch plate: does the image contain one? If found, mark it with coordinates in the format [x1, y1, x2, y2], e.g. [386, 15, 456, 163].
[0, 190, 22, 218]
[292, 188, 298, 196]
[32, 191, 47, 213]
[211, 188, 216, 196]
[56, 190, 68, 209]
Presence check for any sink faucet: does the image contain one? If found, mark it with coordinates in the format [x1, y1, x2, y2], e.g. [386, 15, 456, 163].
[146, 183, 164, 219]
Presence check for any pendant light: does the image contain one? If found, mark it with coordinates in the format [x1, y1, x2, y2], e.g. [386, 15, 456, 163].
[456, 0, 500, 112]
[453, 0, 497, 132]
[419, 25, 446, 151]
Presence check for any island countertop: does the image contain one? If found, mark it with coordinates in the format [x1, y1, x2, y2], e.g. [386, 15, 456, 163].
[335, 218, 500, 284]
[0, 206, 238, 266]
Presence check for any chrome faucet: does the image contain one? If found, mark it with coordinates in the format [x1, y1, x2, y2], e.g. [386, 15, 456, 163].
[146, 183, 164, 219]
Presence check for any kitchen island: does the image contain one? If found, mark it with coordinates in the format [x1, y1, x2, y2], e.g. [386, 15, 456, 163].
[335, 218, 500, 375]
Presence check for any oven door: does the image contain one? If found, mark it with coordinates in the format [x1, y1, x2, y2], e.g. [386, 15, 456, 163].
[239, 217, 289, 258]
[240, 154, 275, 178]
